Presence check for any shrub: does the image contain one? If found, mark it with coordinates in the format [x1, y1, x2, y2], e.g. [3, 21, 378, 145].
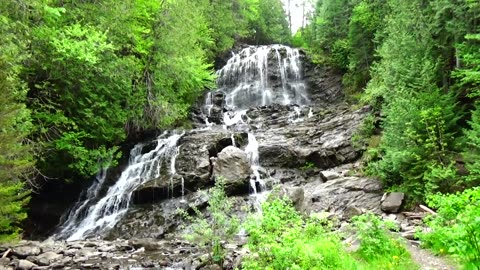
[418, 188, 480, 269]
[352, 213, 416, 269]
[179, 176, 240, 265]
[243, 198, 418, 269]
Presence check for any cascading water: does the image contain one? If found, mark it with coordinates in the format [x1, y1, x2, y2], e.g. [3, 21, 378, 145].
[215, 44, 309, 111]
[55, 166, 108, 239]
[245, 133, 263, 194]
[57, 132, 183, 241]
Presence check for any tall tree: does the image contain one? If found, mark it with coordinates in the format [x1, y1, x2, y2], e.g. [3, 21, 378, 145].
[0, 14, 33, 242]
[365, 0, 459, 200]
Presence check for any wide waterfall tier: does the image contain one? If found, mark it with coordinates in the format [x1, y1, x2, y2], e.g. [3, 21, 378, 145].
[55, 132, 183, 241]
[215, 45, 309, 110]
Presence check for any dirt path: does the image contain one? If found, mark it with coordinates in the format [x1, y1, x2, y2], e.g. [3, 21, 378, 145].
[407, 242, 458, 270]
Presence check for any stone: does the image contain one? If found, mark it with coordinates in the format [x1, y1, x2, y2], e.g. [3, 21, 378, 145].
[320, 170, 341, 181]
[200, 264, 222, 270]
[401, 230, 417, 240]
[17, 260, 37, 270]
[343, 206, 363, 220]
[12, 246, 42, 258]
[212, 91, 225, 107]
[34, 251, 62, 266]
[213, 146, 252, 194]
[307, 177, 383, 219]
[0, 258, 10, 267]
[128, 239, 161, 251]
[285, 187, 306, 213]
[381, 192, 405, 213]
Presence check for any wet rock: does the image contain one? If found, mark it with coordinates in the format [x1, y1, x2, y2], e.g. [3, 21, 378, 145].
[212, 91, 226, 107]
[213, 146, 252, 194]
[208, 106, 224, 124]
[381, 192, 405, 213]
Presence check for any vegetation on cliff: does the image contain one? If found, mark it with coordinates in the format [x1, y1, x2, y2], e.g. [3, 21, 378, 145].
[0, 0, 289, 241]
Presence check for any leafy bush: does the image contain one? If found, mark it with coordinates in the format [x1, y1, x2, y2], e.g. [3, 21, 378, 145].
[243, 198, 417, 269]
[352, 214, 416, 269]
[179, 177, 240, 265]
[418, 188, 480, 269]
[243, 197, 360, 269]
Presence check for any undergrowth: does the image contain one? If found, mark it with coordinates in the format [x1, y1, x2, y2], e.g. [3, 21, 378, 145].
[418, 187, 480, 269]
[243, 196, 417, 270]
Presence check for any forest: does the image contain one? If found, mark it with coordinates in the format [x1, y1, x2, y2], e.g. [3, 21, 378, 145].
[0, 0, 479, 268]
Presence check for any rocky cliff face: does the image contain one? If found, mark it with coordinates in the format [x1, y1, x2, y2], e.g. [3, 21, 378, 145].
[6, 45, 391, 270]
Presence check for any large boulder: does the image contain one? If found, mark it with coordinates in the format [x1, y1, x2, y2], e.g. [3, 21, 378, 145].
[213, 146, 252, 194]
[381, 192, 405, 213]
[306, 177, 383, 219]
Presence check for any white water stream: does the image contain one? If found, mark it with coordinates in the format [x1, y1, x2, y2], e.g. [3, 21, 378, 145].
[215, 45, 309, 111]
[57, 132, 183, 241]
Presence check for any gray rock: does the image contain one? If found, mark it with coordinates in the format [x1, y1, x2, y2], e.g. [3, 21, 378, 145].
[0, 258, 10, 266]
[128, 238, 161, 251]
[344, 206, 363, 220]
[401, 230, 417, 240]
[212, 91, 225, 107]
[17, 260, 37, 270]
[285, 187, 306, 212]
[12, 246, 42, 258]
[213, 146, 252, 194]
[381, 192, 405, 213]
[34, 251, 62, 266]
[307, 177, 383, 219]
[321, 170, 341, 181]
[269, 186, 308, 213]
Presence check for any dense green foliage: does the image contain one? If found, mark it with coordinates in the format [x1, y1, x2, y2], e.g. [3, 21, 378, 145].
[0, 0, 290, 241]
[298, 0, 480, 203]
[418, 188, 480, 269]
[180, 177, 240, 265]
[0, 14, 33, 241]
[296, 2, 480, 266]
[243, 197, 417, 269]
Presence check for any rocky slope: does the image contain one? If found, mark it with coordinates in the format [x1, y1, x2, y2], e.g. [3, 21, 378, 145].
[0, 45, 423, 270]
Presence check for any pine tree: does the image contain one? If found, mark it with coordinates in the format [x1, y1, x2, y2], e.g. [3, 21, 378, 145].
[0, 15, 33, 242]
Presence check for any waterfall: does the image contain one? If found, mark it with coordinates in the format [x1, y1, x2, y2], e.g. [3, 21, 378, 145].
[55, 166, 108, 239]
[215, 45, 309, 110]
[55, 45, 309, 241]
[245, 133, 264, 194]
[57, 132, 183, 241]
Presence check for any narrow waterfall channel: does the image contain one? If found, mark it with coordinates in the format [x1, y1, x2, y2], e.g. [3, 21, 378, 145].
[56, 44, 310, 241]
